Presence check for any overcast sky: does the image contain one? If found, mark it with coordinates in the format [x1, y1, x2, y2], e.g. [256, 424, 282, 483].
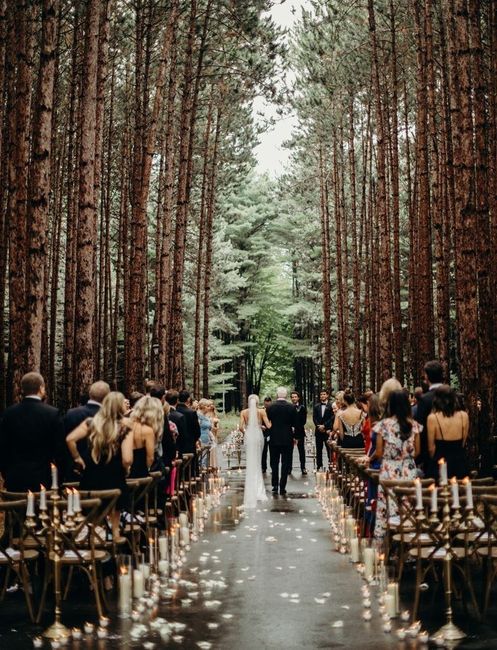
[252, 0, 307, 177]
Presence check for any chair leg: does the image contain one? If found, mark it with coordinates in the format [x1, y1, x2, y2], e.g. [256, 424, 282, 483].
[19, 562, 35, 623]
[483, 558, 495, 616]
[63, 566, 74, 600]
[90, 562, 104, 619]
[412, 556, 423, 622]
[0, 566, 11, 601]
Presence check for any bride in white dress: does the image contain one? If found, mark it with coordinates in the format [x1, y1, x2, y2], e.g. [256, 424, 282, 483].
[239, 395, 271, 509]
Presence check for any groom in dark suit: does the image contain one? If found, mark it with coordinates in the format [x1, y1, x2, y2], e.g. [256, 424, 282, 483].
[267, 387, 297, 495]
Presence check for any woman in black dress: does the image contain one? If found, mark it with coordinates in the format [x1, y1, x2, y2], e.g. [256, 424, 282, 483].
[66, 391, 133, 539]
[128, 395, 164, 478]
[427, 385, 469, 480]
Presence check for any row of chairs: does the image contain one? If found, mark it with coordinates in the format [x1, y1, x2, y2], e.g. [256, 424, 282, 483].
[329, 445, 497, 622]
[0, 449, 210, 623]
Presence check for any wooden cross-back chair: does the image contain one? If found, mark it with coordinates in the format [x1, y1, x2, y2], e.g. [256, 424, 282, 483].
[381, 478, 434, 564]
[36, 496, 107, 621]
[0, 499, 39, 622]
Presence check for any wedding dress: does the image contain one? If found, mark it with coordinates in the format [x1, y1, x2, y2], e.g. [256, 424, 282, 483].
[243, 395, 268, 509]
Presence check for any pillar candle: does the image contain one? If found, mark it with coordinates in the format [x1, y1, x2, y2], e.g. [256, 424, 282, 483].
[26, 491, 35, 517]
[384, 593, 396, 618]
[39, 485, 47, 511]
[197, 497, 204, 519]
[149, 538, 155, 566]
[464, 477, 473, 509]
[387, 582, 399, 615]
[119, 569, 132, 616]
[51, 463, 58, 490]
[364, 548, 375, 581]
[133, 569, 144, 599]
[450, 477, 460, 509]
[430, 485, 438, 512]
[179, 512, 189, 527]
[158, 536, 168, 561]
[73, 489, 81, 513]
[180, 526, 190, 546]
[350, 537, 360, 563]
[438, 458, 448, 485]
[67, 490, 74, 516]
[414, 477, 422, 510]
[140, 563, 150, 579]
[158, 559, 169, 575]
[205, 495, 212, 511]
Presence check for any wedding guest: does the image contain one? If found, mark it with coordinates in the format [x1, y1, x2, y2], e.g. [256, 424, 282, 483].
[66, 392, 133, 539]
[331, 391, 346, 437]
[411, 386, 424, 419]
[335, 389, 365, 448]
[128, 396, 164, 478]
[150, 385, 166, 401]
[313, 389, 333, 471]
[206, 400, 220, 468]
[198, 398, 215, 467]
[415, 360, 445, 467]
[290, 390, 307, 474]
[165, 390, 187, 454]
[63, 380, 110, 480]
[162, 401, 178, 468]
[378, 377, 403, 416]
[261, 396, 272, 473]
[145, 379, 157, 395]
[363, 393, 383, 535]
[177, 390, 201, 455]
[373, 390, 421, 546]
[64, 381, 110, 434]
[129, 391, 145, 408]
[427, 385, 469, 480]
[0, 372, 64, 491]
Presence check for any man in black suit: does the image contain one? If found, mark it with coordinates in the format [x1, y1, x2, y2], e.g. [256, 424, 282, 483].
[0, 372, 65, 491]
[291, 390, 308, 475]
[177, 390, 201, 476]
[261, 396, 272, 473]
[64, 380, 110, 435]
[165, 389, 187, 454]
[266, 387, 297, 495]
[313, 389, 333, 471]
[63, 380, 110, 480]
[415, 360, 444, 467]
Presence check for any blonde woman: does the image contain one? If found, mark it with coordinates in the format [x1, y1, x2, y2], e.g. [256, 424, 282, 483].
[378, 377, 402, 416]
[129, 396, 164, 478]
[66, 392, 133, 538]
[207, 400, 220, 468]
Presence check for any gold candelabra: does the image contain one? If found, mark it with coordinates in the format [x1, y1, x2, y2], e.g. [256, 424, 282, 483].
[26, 485, 83, 640]
[414, 482, 473, 641]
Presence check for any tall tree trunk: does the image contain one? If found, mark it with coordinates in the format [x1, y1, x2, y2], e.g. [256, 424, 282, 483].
[368, 0, 393, 381]
[389, 0, 404, 383]
[413, 0, 435, 372]
[26, 0, 58, 371]
[126, 0, 179, 391]
[201, 104, 222, 398]
[74, 0, 100, 395]
[7, 1, 35, 400]
[193, 96, 213, 397]
[318, 145, 332, 392]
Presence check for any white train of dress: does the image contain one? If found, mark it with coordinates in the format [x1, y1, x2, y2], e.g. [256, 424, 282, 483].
[243, 395, 268, 509]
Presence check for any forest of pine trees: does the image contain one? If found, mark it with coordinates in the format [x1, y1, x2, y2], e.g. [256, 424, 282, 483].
[1, 0, 497, 466]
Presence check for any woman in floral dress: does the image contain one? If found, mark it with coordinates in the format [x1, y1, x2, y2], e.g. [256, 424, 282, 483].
[373, 390, 421, 546]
